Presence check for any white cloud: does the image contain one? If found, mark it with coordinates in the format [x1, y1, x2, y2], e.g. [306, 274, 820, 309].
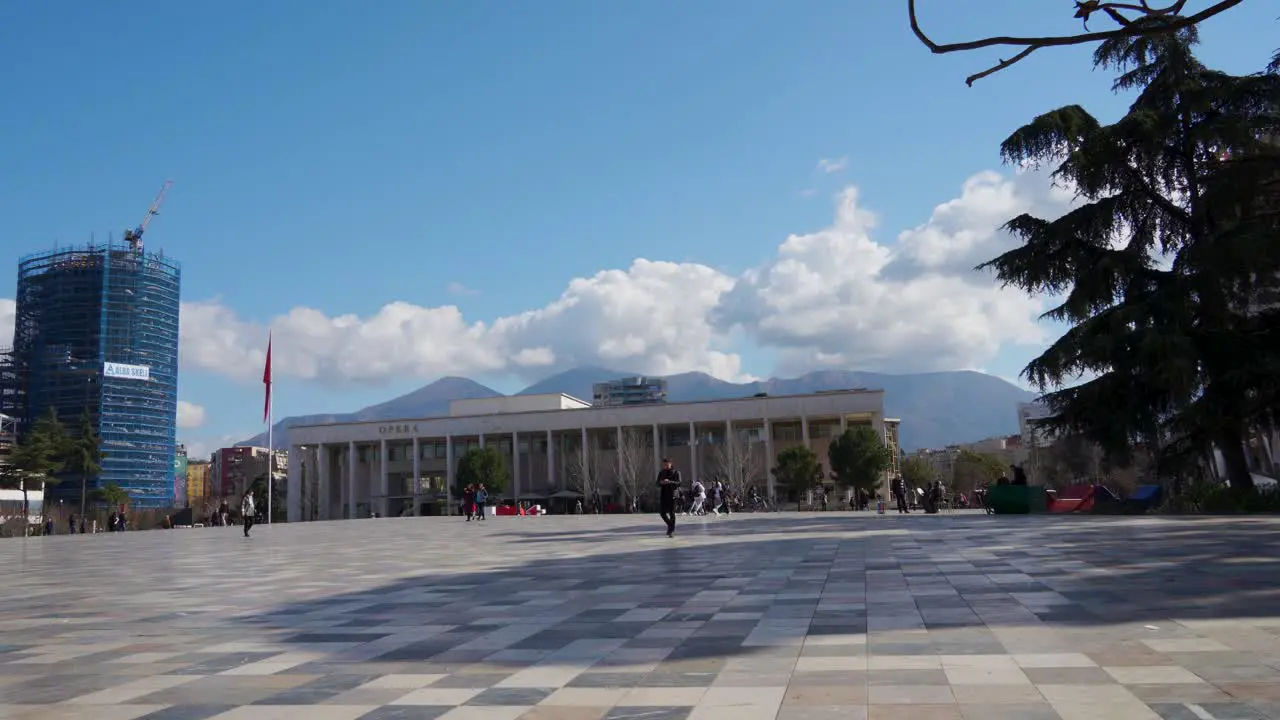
[891, 167, 1077, 278]
[3, 165, 1074, 388]
[0, 298, 14, 348]
[817, 157, 848, 174]
[177, 258, 743, 385]
[713, 175, 1067, 375]
[176, 400, 207, 429]
[446, 281, 480, 297]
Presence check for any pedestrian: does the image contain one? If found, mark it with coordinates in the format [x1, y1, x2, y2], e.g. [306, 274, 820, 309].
[689, 479, 706, 516]
[474, 484, 488, 521]
[463, 484, 475, 521]
[892, 475, 910, 514]
[655, 458, 681, 537]
[241, 491, 256, 538]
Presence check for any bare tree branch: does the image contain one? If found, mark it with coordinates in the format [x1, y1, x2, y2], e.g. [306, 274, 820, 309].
[567, 438, 607, 510]
[710, 430, 764, 501]
[908, 0, 1245, 85]
[614, 428, 652, 511]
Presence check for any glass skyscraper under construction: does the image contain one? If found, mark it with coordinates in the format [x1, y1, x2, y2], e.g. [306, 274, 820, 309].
[2, 242, 181, 508]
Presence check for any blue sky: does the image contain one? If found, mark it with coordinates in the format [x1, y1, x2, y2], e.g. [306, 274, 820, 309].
[0, 1, 1275, 455]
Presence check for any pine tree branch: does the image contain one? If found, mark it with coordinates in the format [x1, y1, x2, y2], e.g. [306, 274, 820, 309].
[908, 0, 1245, 86]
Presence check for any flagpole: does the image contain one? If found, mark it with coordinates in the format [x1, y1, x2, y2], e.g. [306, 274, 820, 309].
[264, 332, 274, 525]
[267, 379, 273, 524]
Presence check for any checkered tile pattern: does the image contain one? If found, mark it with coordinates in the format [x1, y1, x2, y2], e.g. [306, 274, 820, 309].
[2, 513, 1280, 719]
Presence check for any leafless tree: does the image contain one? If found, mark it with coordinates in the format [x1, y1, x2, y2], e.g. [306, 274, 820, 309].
[615, 428, 653, 511]
[908, 0, 1244, 86]
[301, 461, 320, 521]
[711, 430, 763, 500]
[566, 439, 608, 511]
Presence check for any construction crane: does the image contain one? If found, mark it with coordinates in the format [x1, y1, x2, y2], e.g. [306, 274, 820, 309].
[123, 180, 174, 252]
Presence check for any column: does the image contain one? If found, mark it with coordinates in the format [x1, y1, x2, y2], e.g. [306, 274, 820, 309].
[725, 419, 732, 441]
[445, 434, 455, 516]
[801, 416, 811, 450]
[581, 427, 589, 488]
[512, 431, 521, 503]
[764, 420, 775, 501]
[412, 437, 421, 517]
[336, 447, 347, 517]
[651, 424, 661, 480]
[546, 430, 556, 489]
[287, 445, 302, 522]
[317, 443, 330, 520]
[840, 415, 848, 434]
[379, 439, 389, 518]
[615, 425, 624, 488]
[688, 421, 699, 485]
[347, 441, 357, 519]
[479, 433, 486, 449]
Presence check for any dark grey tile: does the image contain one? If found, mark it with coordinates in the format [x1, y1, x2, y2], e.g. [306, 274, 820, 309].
[467, 687, 553, 705]
[136, 706, 239, 720]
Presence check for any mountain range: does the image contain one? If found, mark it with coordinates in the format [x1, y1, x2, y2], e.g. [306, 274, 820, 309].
[236, 366, 1037, 453]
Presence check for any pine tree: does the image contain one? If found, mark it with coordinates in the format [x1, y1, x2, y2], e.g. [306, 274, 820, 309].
[978, 22, 1280, 490]
[772, 446, 823, 511]
[455, 446, 510, 495]
[64, 407, 103, 517]
[0, 407, 69, 529]
[827, 427, 893, 495]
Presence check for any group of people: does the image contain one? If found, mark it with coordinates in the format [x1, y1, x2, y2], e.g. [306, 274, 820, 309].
[652, 457, 756, 537]
[890, 476, 950, 514]
[680, 479, 734, 516]
[458, 483, 491, 521]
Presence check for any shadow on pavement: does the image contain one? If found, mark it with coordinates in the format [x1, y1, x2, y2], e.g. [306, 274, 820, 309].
[207, 513, 1280, 671]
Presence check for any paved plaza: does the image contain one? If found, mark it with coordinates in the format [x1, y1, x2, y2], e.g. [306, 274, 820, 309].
[2, 513, 1280, 720]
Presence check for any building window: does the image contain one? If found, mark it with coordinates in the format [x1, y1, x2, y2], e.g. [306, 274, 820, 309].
[666, 427, 690, 447]
[773, 422, 802, 442]
[532, 437, 547, 454]
[434, 442, 448, 459]
[810, 420, 841, 439]
[518, 440, 529, 455]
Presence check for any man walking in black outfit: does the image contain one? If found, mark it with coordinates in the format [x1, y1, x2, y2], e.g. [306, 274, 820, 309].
[892, 475, 910, 514]
[656, 458, 681, 537]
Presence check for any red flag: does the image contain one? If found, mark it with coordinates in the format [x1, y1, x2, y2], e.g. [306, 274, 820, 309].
[262, 333, 272, 424]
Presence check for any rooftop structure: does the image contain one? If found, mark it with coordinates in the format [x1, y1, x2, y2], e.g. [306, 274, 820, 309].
[592, 376, 668, 406]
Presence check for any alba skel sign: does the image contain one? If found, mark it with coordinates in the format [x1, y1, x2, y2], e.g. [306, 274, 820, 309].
[103, 362, 151, 381]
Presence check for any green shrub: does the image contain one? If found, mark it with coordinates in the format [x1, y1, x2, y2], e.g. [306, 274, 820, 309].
[1197, 484, 1280, 513]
